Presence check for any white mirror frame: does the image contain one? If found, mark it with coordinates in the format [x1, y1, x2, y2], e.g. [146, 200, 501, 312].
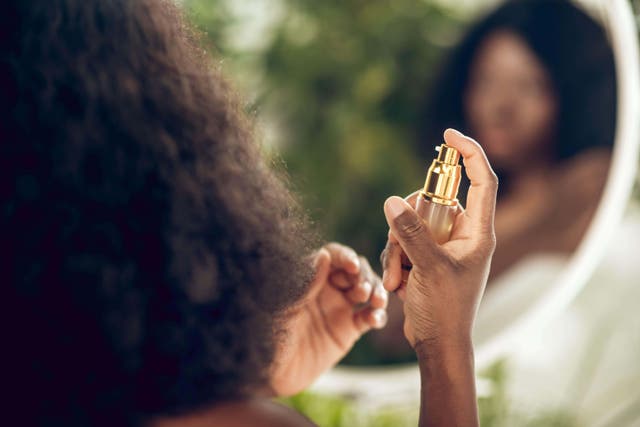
[311, 0, 640, 406]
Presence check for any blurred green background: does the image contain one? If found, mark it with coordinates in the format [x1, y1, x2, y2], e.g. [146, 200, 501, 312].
[183, 0, 469, 266]
[183, 0, 477, 367]
[182, 1, 640, 426]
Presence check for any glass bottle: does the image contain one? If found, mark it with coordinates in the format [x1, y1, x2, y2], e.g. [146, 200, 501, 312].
[400, 144, 462, 284]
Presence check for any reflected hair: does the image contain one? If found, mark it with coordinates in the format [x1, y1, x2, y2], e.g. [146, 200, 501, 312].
[421, 0, 616, 194]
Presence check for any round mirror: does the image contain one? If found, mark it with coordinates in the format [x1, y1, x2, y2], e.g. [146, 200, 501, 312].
[310, 0, 640, 406]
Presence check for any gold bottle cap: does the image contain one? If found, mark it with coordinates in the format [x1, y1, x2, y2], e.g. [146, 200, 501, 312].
[421, 144, 462, 206]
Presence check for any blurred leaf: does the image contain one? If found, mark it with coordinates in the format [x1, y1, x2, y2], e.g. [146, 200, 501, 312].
[185, 0, 465, 266]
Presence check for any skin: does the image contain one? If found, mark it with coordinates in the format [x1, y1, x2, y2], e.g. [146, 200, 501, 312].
[151, 129, 497, 427]
[149, 399, 317, 427]
[488, 146, 610, 278]
[269, 242, 389, 396]
[370, 28, 611, 360]
[150, 242, 389, 426]
[464, 30, 559, 174]
[381, 129, 498, 427]
[368, 31, 557, 357]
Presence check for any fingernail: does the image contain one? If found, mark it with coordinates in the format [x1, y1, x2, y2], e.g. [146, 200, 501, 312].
[350, 255, 361, 270]
[384, 197, 405, 220]
[447, 128, 464, 137]
[374, 285, 386, 300]
[373, 310, 387, 328]
[361, 281, 372, 293]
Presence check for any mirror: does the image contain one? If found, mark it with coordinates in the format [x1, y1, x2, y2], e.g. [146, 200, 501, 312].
[307, 0, 640, 403]
[473, 0, 640, 366]
[366, 0, 619, 363]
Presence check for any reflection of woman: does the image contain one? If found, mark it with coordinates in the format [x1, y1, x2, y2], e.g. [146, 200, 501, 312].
[423, 0, 616, 280]
[4, 0, 497, 425]
[373, 0, 616, 362]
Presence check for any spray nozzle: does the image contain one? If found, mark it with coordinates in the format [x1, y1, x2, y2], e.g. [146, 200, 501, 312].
[421, 144, 462, 205]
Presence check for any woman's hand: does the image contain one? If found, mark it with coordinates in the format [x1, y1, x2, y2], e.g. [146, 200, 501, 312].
[380, 129, 497, 427]
[381, 129, 497, 349]
[270, 243, 388, 396]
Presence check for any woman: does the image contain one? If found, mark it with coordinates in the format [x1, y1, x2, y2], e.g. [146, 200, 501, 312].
[2, 0, 497, 426]
[423, 0, 616, 279]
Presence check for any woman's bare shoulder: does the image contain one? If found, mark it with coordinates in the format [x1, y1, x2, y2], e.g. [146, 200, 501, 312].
[239, 399, 317, 427]
[149, 398, 317, 427]
[565, 147, 611, 176]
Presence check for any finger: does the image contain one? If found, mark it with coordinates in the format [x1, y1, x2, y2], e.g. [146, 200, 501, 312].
[369, 282, 388, 309]
[449, 203, 468, 241]
[345, 280, 372, 304]
[361, 255, 384, 306]
[328, 270, 352, 290]
[331, 255, 376, 292]
[396, 285, 407, 301]
[324, 242, 361, 275]
[443, 128, 498, 234]
[305, 248, 332, 301]
[354, 307, 388, 332]
[405, 190, 421, 208]
[386, 191, 421, 244]
[358, 255, 380, 290]
[388, 186, 452, 242]
[380, 241, 403, 292]
[383, 196, 440, 270]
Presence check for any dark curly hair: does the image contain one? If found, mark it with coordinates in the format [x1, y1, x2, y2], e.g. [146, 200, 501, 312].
[1, 0, 317, 425]
[421, 0, 616, 197]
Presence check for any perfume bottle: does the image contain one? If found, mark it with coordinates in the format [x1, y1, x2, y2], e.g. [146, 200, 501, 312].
[401, 144, 462, 284]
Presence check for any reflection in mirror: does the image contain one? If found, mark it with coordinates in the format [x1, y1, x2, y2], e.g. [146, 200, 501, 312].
[367, 0, 616, 363]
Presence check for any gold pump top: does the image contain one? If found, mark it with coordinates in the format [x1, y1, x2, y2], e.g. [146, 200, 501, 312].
[421, 144, 462, 206]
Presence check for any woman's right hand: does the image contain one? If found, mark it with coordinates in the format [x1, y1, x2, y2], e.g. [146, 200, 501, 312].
[380, 129, 497, 427]
[380, 128, 498, 353]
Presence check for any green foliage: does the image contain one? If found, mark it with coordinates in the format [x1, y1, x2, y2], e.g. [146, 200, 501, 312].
[478, 360, 510, 427]
[184, 0, 469, 364]
[477, 360, 580, 427]
[277, 364, 580, 427]
[184, 0, 465, 265]
[279, 390, 418, 427]
[280, 391, 356, 426]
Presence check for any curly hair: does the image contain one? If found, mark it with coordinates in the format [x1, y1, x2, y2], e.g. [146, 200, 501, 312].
[420, 0, 616, 197]
[1, 0, 317, 425]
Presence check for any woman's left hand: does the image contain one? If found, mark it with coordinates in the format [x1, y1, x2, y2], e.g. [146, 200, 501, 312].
[270, 242, 388, 396]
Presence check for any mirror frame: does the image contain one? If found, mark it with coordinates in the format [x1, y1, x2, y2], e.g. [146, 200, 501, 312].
[311, 0, 640, 404]
[474, 0, 640, 368]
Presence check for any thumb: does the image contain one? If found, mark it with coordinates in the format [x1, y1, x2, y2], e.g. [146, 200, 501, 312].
[306, 248, 331, 300]
[383, 196, 439, 270]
